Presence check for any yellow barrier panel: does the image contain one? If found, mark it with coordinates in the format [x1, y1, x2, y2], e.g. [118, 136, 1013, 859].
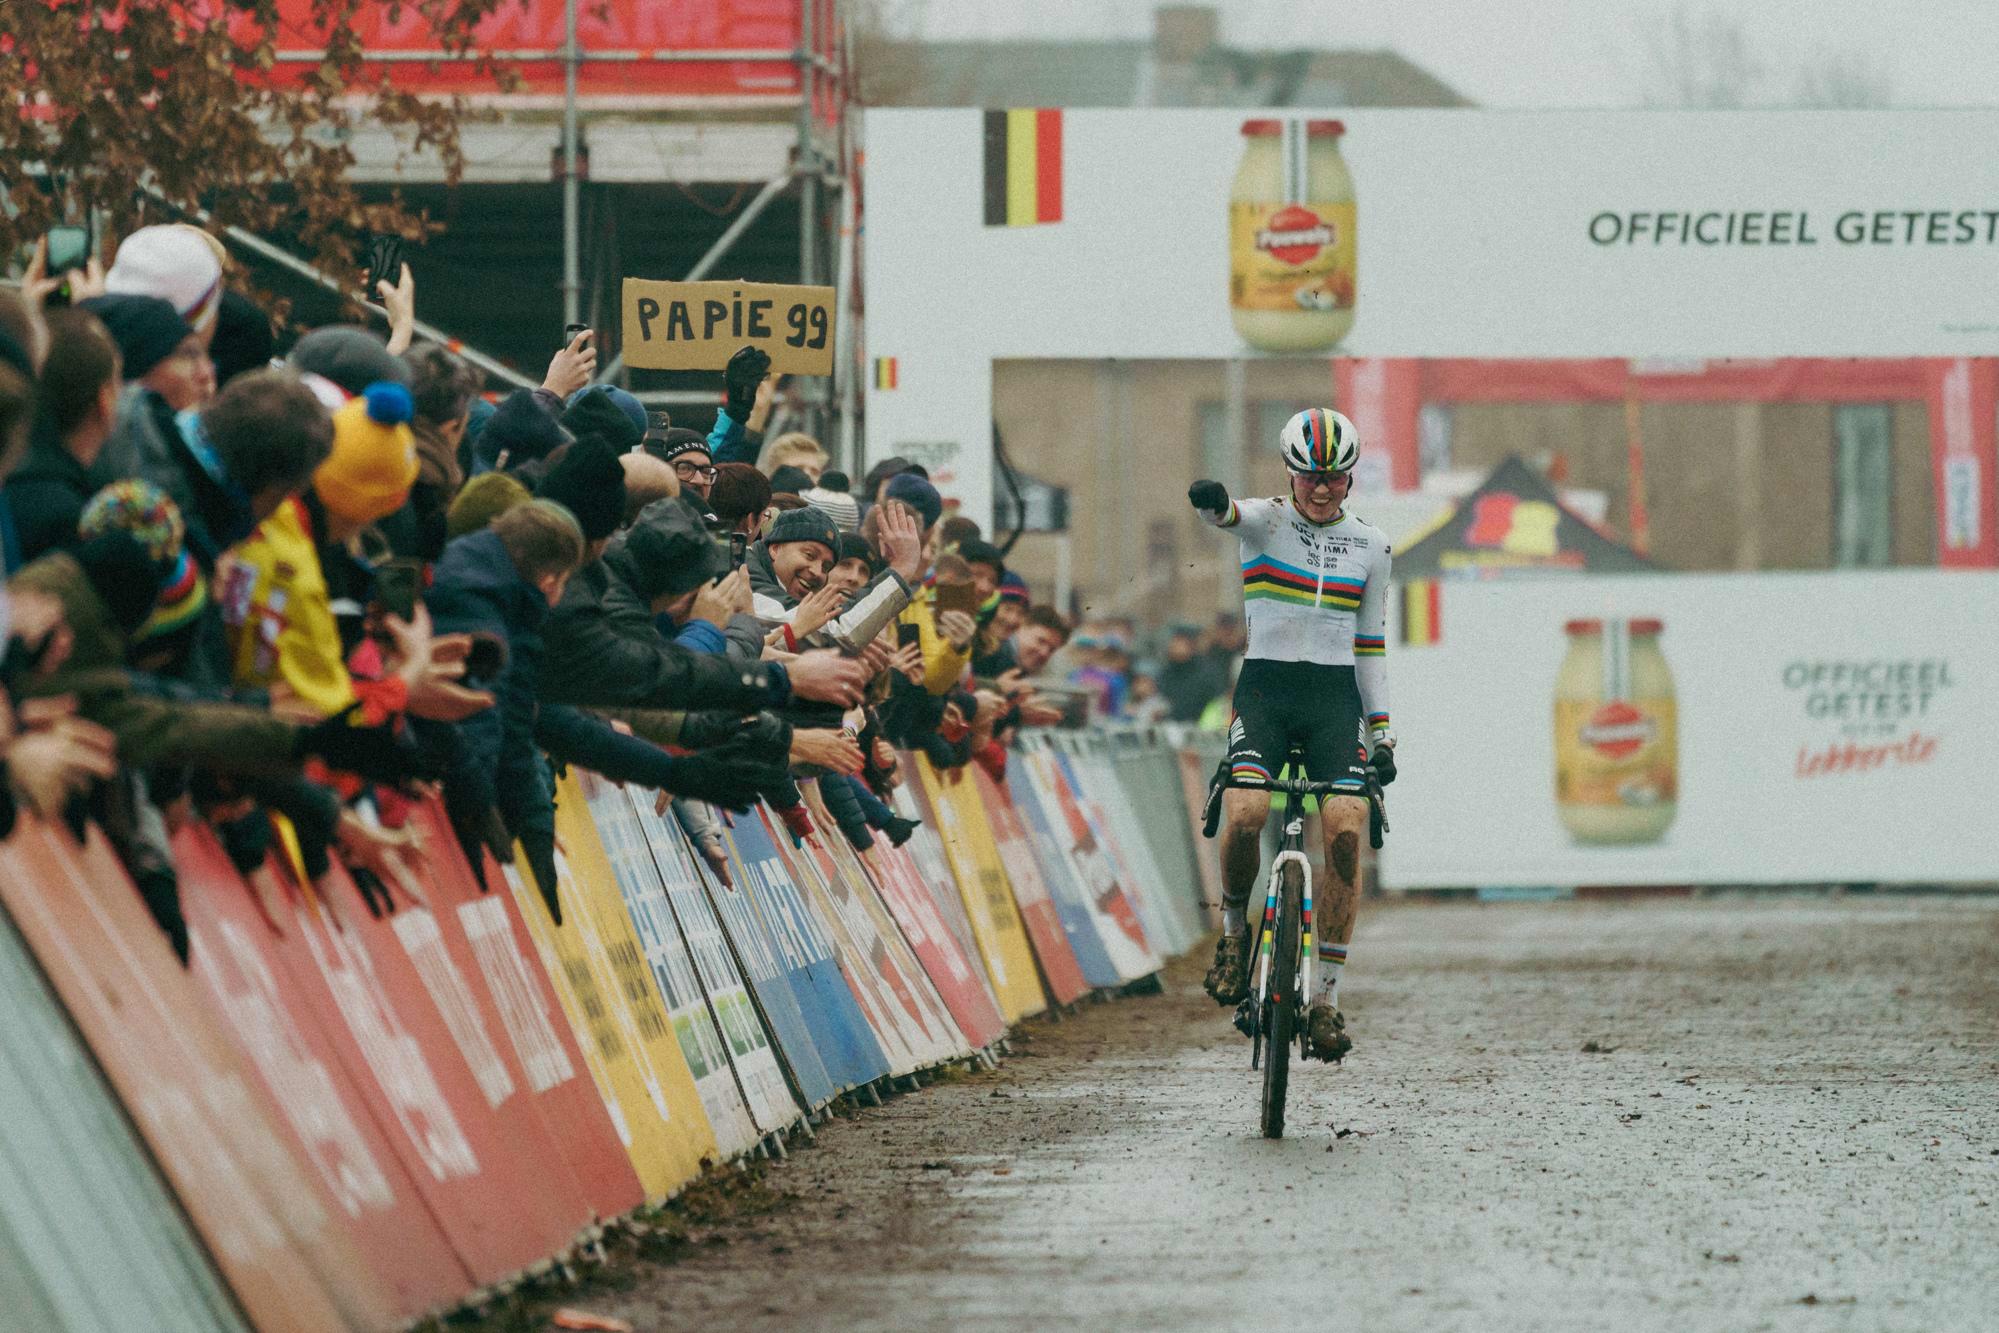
[507, 776, 716, 1199]
[916, 758, 1047, 1022]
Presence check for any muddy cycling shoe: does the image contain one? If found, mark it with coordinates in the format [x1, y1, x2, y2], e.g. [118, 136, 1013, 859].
[1305, 1001, 1352, 1062]
[1204, 931, 1251, 1007]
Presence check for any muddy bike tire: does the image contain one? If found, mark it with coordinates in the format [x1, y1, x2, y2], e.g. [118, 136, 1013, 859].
[1260, 861, 1303, 1139]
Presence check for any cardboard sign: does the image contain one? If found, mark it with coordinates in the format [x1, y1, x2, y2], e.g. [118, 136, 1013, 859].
[621, 279, 836, 375]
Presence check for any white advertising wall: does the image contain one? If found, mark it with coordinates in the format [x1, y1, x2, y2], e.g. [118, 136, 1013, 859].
[1386, 570, 1999, 889]
[861, 107, 1999, 522]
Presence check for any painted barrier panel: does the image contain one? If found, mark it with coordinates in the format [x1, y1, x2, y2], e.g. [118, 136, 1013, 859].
[0, 822, 389, 1331]
[582, 774, 763, 1159]
[720, 807, 891, 1093]
[1006, 752, 1159, 987]
[890, 766, 993, 989]
[1023, 745, 1163, 971]
[971, 766, 1092, 1004]
[174, 829, 471, 1320]
[690, 809, 839, 1115]
[1053, 740, 1191, 957]
[1175, 739, 1228, 928]
[259, 852, 586, 1287]
[542, 773, 721, 1185]
[1117, 737, 1216, 941]
[800, 782, 971, 1065]
[858, 837, 1007, 1051]
[1089, 736, 1207, 953]
[917, 757, 1049, 1021]
[0, 868, 250, 1333]
[407, 797, 646, 1224]
[627, 792, 806, 1136]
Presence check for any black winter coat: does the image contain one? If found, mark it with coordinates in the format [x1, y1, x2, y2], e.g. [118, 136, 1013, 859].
[4, 421, 94, 564]
[541, 557, 781, 714]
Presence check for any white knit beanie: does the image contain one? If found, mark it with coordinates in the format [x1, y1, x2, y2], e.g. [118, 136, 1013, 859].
[107, 225, 223, 335]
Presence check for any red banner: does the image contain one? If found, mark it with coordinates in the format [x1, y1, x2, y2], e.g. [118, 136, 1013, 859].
[239, 847, 587, 1286]
[1926, 359, 1999, 568]
[0, 821, 392, 1331]
[859, 843, 1007, 1050]
[972, 767, 1090, 1005]
[246, 0, 818, 100]
[408, 797, 648, 1222]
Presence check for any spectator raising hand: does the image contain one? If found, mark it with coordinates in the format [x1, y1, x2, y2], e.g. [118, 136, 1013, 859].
[543, 328, 597, 398]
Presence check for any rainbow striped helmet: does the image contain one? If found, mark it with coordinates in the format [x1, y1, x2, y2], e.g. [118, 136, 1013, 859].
[1279, 407, 1360, 474]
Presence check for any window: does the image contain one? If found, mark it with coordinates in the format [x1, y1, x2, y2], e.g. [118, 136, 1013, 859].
[1833, 405, 1893, 568]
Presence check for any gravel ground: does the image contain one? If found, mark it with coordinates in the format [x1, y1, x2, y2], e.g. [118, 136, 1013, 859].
[590, 895, 1999, 1333]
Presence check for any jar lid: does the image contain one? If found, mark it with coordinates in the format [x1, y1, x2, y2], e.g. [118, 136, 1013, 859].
[1241, 118, 1346, 138]
[1630, 618, 1663, 634]
[1563, 618, 1602, 635]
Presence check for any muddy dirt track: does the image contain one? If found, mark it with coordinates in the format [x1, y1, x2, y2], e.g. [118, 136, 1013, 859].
[595, 896, 1999, 1332]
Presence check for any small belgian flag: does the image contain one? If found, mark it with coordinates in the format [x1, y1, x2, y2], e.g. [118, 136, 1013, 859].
[874, 357, 898, 391]
[983, 109, 1064, 227]
[1400, 579, 1442, 646]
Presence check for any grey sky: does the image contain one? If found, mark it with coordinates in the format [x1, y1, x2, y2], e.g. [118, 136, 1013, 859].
[904, 0, 1999, 109]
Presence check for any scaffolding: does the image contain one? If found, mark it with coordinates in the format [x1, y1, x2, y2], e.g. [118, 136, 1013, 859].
[262, 0, 855, 445]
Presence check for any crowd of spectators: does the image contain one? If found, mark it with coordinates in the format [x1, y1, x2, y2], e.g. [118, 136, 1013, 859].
[1061, 612, 1246, 728]
[0, 229, 1077, 959]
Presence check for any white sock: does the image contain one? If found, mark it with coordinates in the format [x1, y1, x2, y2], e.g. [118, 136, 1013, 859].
[1317, 943, 1348, 1005]
[1222, 905, 1246, 936]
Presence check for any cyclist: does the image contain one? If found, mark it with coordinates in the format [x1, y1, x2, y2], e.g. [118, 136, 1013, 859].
[1187, 407, 1395, 1063]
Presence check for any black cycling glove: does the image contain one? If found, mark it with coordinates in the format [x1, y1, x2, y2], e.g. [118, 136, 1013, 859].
[1369, 744, 1397, 787]
[660, 738, 788, 813]
[724, 345, 771, 421]
[679, 709, 791, 754]
[1187, 479, 1230, 516]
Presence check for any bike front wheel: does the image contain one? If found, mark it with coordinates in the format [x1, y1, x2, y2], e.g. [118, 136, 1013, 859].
[1260, 860, 1303, 1139]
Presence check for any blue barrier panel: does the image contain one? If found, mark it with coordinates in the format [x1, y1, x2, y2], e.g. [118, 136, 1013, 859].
[720, 810, 891, 1095]
[1003, 762, 1123, 988]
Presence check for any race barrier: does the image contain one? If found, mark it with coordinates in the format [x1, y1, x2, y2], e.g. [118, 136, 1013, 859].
[0, 728, 1215, 1330]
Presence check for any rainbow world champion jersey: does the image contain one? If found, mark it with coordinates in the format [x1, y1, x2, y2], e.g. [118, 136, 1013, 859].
[1203, 495, 1393, 737]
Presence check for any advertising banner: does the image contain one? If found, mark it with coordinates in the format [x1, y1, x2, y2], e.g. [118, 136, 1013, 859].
[917, 758, 1049, 1022]
[802, 784, 972, 1063]
[858, 839, 1008, 1051]
[1017, 747, 1163, 975]
[1006, 752, 1159, 987]
[768, 791, 963, 1073]
[271, 854, 587, 1286]
[971, 767, 1091, 1004]
[1115, 739, 1218, 939]
[1053, 740, 1195, 957]
[174, 830, 472, 1320]
[542, 777, 720, 1184]
[720, 809, 891, 1093]
[0, 890, 250, 1333]
[509, 847, 709, 1199]
[1389, 571, 1999, 887]
[863, 107, 1999, 523]
[626, 792, 804, 1136]
[0, 823, 391, 1331]
[889, 767, 993, 983]
[683, 809, 839, 1113]
[1175, 739, 1229, 928]
[407, 799, 646, 1224]
[582, 776, 763, 1159]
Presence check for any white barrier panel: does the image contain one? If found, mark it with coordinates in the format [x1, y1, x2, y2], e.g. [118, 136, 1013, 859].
[1388, 571, 1999, 888]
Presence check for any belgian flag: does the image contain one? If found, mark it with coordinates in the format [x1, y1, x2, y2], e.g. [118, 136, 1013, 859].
[1400, 579, 1442, 646]
[983, 109, 1064, 227]
[874, 357, 898, 391]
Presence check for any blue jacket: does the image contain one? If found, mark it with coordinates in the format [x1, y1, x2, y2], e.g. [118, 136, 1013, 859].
[423, 529, 557, 874]
[706, 407, 762, 466]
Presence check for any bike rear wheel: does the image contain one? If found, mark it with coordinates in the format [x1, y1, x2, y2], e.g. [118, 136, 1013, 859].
[1260, 861, 1302, 1139]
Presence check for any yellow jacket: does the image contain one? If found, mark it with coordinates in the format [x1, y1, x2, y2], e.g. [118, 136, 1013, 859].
[217, 497, 357, 718]
[898, 594, 971, 697]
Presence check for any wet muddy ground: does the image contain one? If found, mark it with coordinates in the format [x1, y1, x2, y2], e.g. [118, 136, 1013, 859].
[576, 896, 1999, 1332]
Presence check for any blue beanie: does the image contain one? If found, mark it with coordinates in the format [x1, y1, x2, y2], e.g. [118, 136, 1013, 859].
[883, 472, 943, 531]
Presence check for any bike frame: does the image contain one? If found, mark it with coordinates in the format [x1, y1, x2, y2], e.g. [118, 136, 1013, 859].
[1253, 799, 1314, 1022]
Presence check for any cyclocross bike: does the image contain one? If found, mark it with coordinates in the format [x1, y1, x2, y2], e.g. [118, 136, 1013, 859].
[1232, 742, 1389, 1139]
